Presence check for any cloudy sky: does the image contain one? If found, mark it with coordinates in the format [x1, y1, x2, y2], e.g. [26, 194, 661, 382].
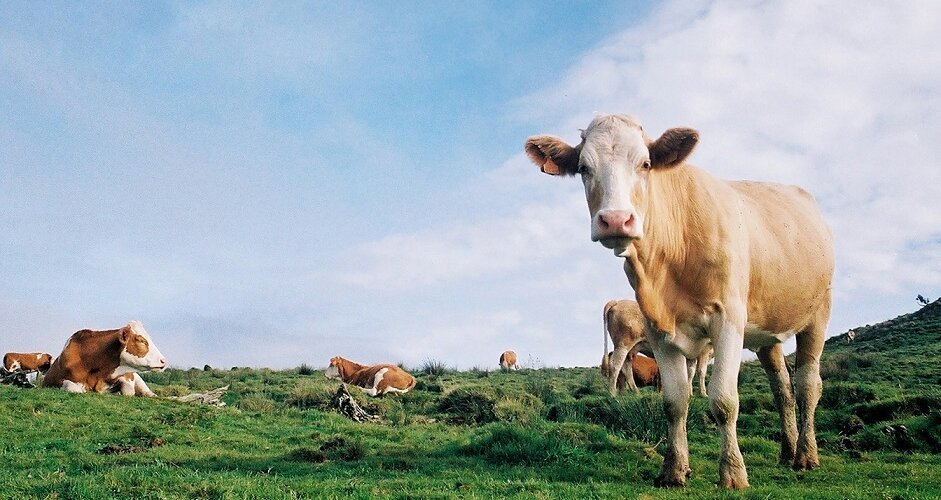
[2, 1, 939, 369]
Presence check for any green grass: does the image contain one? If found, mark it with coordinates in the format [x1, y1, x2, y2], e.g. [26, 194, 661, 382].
[1, 300, 940, 498]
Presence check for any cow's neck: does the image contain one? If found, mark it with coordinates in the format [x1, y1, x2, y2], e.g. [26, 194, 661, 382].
[338, 358, 367, 380]
[627, 163, 718, 336]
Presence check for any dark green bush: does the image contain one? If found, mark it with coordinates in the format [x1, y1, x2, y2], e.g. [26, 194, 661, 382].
[439, 388, 496, 425]
[820, 383, 877, 410]
[459, 423, 609, 465]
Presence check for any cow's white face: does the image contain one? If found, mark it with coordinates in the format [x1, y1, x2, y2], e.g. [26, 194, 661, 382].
[118, 321, 167, 372]
[525, 114, 699, 256]
[324, 365, 340, 379]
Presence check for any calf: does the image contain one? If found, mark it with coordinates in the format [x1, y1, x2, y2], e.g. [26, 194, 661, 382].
[499, 350, 519, 370]
[325, 356, 416, 397]
[3, 352, 53, 373]
[42, 321, 167, 397]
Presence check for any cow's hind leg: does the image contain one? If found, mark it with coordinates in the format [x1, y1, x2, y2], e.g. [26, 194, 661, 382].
[649, 336, 692, 487]
[757, 344, 797, 464]
[607, 346, 630, 396]
[793, 308, 827, 470]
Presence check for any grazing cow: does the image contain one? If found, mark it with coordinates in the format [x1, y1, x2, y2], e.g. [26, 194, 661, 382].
[325, 356, 416, 397]
[499, 350, 519, 370]
[526, 114, 833, 488]
[603, 347, 660, 391]
[3, 352, 53, 373]
[601, 299, 647, 395]
[686, 346, 712, 398]
[42, 321, 167, 397]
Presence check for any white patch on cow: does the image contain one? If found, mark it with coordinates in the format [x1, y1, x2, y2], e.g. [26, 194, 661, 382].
[743, 323, 795, 350]
[35, 353, 43, 361]
[117, 321, 166, 374]
[359, 367, 389, 397]
[62, 380, 86, 393]
[324, 365, 340, 379]
[132, 373, 156, 397]
[8, 359, 21, 371]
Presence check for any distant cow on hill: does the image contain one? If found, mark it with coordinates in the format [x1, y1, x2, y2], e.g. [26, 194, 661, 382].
[42, 321, 167, 396]
[3, 352, 53, 373]
[325, 356, 416, 397]
[526, 113, 833, 488]
[499, 351, 519, 370]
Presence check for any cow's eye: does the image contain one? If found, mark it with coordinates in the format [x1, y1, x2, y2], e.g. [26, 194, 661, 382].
[642, 159, 651, 169]
[577, 164, 589, 175]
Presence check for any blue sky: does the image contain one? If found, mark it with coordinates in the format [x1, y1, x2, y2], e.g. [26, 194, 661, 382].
[2, 1, 939, 369]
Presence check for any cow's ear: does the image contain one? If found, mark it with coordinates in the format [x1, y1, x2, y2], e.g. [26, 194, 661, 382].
[649, 128, 699, 168]
[119, 326, 132, 344]
[525, 135, 580, 176]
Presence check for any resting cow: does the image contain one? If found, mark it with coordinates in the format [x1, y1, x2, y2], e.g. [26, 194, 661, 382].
[499, 350, 519, 370]
[42, 321, 167, 397]
[603, 347, 660, 391]
[325, 356, 416, 396]
[601, 299, 647, 395]
[526, 114, 833, 488]
[3, 352, 53, 373]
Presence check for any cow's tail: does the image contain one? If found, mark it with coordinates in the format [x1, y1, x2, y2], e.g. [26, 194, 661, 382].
[602, 300, 617, 365]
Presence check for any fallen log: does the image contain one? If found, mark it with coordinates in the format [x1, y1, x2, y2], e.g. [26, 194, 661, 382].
[167, 385, 229, 407]
[0, 368, 34, 388]
[331, 383, 379, 422]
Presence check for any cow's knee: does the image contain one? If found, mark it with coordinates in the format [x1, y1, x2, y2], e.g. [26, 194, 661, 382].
[709, 391, 738, 426]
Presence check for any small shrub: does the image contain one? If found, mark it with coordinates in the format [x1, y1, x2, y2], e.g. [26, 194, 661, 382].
[236, 395, 275, 412]
[414, 380, 443, 393]
[286, 381, 333, 411]
[288, 447, 327, 463]
[421, 359, 448, 378]
[526, 377, 564, 406]
[494, 395, 543, 425]
[439, 388, 496, 425]
[820, 383, 877, 410]
[297, 364, 316, 376]
[319, 436, 367, 461]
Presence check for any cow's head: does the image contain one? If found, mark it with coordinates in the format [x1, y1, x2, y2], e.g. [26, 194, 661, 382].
[38, 353, 53, 372]
[525, 114, 698, 256]
[325, 356, 342, 379]
[118, 321, 167, 372]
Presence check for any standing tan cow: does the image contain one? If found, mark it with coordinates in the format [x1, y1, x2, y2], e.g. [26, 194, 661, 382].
[42, 321, 167, 396]
[686, 346, 712, 398]
[600, 299, 647, 395]
[526, 114, 833, 489]
[325, 356, 416, 396]
[499, 350, 519, 370]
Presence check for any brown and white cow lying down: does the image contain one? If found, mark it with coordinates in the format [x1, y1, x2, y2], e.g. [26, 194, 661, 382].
[499, 350, 519, 370]
[602, 348, 659, 391]
[601, 299, 647, 395]
[3, 352, 53, 373]
[42, 321, 167, 397]
[527, 114, 833, 488]
[325, 356, 416, 397]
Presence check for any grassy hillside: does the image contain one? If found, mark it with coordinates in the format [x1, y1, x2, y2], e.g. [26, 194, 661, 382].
[1, 302, 939, 498]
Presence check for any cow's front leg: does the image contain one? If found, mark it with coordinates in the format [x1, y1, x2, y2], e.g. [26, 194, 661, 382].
[649, 335, 691, 487]
[132, 373, 157, 397]
[709, 317, 749, 489]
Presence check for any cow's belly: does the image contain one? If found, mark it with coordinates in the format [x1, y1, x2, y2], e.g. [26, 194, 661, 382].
[743, 323, 795, 350]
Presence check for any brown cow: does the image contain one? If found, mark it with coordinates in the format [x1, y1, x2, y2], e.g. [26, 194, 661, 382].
[42, 321, 167, 396]
[324, 356, 416, 397]
[3, 352, 53, 373]
[601, 299, 647, 395]
[527, 114, 833, 488]
[499, 350, 519, 370]
[603, 347, 660, 391]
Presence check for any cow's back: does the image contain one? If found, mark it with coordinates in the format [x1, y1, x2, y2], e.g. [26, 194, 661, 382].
[607, 301, 646, 345]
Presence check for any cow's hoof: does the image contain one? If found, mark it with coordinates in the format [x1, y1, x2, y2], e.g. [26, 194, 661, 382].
[654, 467, 690, 488]
[792, 454, 819, 471]
[778, 450, 796, 466]
[718, 475, 750, 489]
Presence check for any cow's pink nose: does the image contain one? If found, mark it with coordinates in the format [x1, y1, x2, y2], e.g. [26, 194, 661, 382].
[158, 358, 167, 367]
[595, 210, 637, 238]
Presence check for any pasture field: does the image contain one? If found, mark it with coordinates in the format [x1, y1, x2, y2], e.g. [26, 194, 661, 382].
[1, 301, 939, 499]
